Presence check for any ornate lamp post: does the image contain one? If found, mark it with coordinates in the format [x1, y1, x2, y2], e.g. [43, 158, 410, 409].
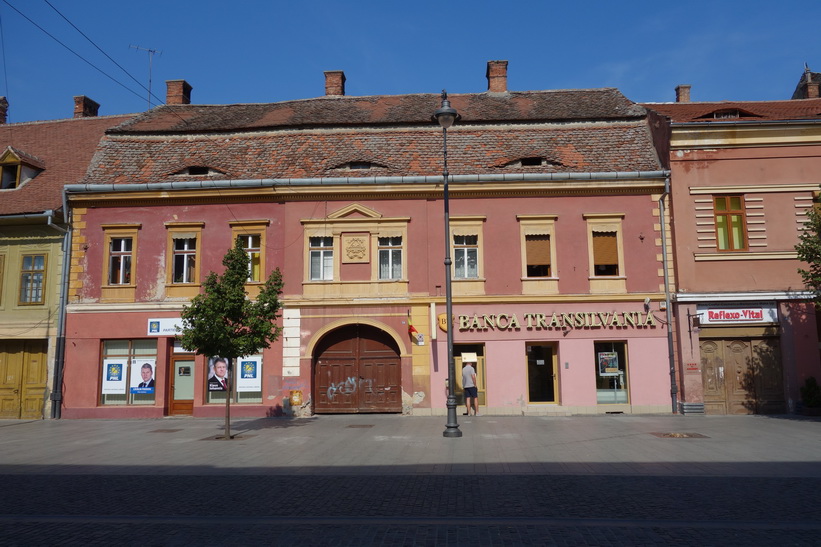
[434, 90, 462, 438]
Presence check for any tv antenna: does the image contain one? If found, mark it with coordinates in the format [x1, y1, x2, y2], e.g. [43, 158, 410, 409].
[130, 45, 162, 109]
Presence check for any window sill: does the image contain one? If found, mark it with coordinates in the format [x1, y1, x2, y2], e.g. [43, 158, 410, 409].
[693, 251, 797, 261]
[589, 277, 626, 294]
[166, 284, 201, 299]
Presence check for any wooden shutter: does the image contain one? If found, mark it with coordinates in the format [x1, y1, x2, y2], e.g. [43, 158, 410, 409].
[592, 232, 618, 265]
[525, 234, 550, 266]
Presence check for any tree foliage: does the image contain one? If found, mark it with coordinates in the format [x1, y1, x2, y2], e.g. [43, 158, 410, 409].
[796, 205, 821, 303]
[178, 240, 284, 437]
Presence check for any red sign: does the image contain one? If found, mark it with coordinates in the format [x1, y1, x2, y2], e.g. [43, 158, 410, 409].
[707, 308, 764, 322]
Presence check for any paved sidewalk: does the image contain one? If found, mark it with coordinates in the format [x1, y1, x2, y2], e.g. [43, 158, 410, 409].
[1, 414, 820, 545]
[1, 413, 820, 476]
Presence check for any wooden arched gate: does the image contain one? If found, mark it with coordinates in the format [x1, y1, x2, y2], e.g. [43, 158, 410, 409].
[313, 324, 402, 413]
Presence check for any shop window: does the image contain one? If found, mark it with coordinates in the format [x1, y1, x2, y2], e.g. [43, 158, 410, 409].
[378, 236, 402, 280]
[100, 339, 158, 405]
[714, 195, 748, 251]
[230, 220, 269, 283]
[594, 341, 628, 404]
[205, 355, 262, 404]
[309, 236, 334, 280]
[19, 254, 46, 305]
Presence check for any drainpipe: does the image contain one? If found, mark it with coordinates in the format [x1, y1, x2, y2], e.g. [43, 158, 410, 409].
[48, 205, 70, 419]
[659, 177, 678, 413]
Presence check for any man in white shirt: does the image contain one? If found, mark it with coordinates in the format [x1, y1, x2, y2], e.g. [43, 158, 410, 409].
[461, 359, 480, 416]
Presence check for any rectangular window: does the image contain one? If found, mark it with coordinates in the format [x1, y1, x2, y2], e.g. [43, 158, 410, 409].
[378, 236, 402, 280]
[525, 234, 551, 277]
[714, 195, 747, 251]
[238, 234, 262, 282]
[453, 235, 479, 279]
[108, 237, 133, 285]
[594, 341, 628, 404]
[100, 339, 158, 405]
[0, 163, 20, 189]
[310, 236, 334, 280]
[592, 232, 619, 276]
[19, 254, 46, 304]
[172, 237, 197, 283]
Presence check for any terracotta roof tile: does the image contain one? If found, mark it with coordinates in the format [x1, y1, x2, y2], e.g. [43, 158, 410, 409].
[112, 89, 647, 134]
[0, 115, 133, 215]
[642, 99, 821, 123]
[84, 89, 662, 183]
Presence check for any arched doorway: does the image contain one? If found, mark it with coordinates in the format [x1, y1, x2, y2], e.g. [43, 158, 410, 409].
[313, 324, 402, 413]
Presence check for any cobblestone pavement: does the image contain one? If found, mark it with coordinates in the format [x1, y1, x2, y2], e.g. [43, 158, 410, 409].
[1, 414, 820, 545]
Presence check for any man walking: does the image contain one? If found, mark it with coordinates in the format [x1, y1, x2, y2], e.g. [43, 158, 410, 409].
[462, 357, 480, 416]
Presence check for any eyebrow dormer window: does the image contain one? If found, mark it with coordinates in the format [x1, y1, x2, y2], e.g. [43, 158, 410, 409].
[503, 157, 561, 168]
[331, 161, 387, 171]
[172, 166, 224, 176]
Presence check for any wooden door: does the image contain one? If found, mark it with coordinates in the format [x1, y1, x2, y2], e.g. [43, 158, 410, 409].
[314, 324, 401, 414]
[168, 356, 194, 415]
[700, 338, 785, 415]
[0, 340, 48, 419]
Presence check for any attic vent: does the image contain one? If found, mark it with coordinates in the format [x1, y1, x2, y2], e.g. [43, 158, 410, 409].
[503, 157, 561, 168]
[173, 166, 224, 176]
[697, 108, 762, 120]
[332, 161, 387, 171]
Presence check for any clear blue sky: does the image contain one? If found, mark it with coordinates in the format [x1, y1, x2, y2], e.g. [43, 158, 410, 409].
[1, 0, 820, 123]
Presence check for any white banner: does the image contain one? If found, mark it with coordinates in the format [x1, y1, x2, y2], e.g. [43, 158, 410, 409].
[101, 359, 128, 394]
[236, 356, 262, 392]
[697, 304, 778, 325]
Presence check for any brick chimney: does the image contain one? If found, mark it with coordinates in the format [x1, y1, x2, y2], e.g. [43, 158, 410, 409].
[487, 60, 508, 93]
[166, 80, 192, 105]
[73, 96, 100, 118]
[0, 97, 7, 124]
[675, 84, 691, 103]
[324, 71, 346, 96]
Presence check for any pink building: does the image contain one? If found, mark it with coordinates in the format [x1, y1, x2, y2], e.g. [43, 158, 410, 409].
[60, 62, 676, 418]
[646, 73, 821, 414]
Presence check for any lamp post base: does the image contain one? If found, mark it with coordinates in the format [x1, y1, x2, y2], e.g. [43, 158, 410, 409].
[443, 394, 463, 438]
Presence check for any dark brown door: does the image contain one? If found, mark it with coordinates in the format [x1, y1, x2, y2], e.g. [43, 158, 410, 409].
[700, 338, 785, 415]
[314, 324, 401, 414]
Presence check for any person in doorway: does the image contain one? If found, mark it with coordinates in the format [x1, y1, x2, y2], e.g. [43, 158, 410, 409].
[462, 359, 480, 416]
[208, 357, 229, 391]
[138, 363, 155, 388]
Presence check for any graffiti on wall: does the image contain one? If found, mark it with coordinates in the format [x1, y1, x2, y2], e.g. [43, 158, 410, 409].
[327, 376, 374, 401]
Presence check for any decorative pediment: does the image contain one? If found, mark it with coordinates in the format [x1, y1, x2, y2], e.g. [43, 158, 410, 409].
[327, 203, 383, 220]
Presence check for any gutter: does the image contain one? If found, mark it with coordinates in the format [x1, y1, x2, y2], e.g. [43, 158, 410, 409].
[658, 177, 678, 413]
[64, 170, 671, 194]
[670, 119, 821, 128]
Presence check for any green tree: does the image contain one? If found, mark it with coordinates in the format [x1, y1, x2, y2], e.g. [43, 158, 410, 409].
[178, 240, 284, 439]
[796, 205, 821, 303]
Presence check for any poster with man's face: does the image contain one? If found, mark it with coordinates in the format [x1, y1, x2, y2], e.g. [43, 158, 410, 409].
[207, 356, 229, 391]
[130, 359, 156, 394]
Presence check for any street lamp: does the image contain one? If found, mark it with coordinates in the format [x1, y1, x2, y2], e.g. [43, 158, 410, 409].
[434, 90, 462, 438]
